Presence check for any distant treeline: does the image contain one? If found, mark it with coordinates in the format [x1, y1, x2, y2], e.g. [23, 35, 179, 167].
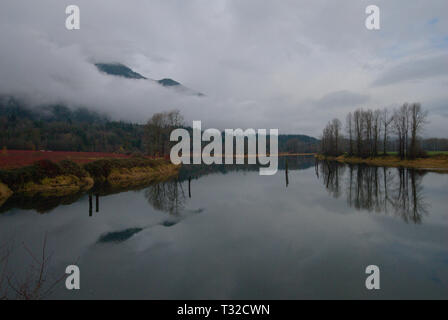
[143, 110, 319, 157]
[0, 97, 319, 155]
[320, 103, 446, 159]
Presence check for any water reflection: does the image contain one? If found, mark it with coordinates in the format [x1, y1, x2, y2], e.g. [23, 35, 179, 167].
[0, 192, 85, 214]
[316, 161, 429, 223]
[145, 179, 186, 216]
[177, 155, 315, 182]
[97, 227, 144, 243]
[0, 156, 315, 214]
[1, 156, 447, 299]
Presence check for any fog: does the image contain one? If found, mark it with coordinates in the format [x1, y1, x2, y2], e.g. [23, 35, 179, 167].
[0, 0, 447, 137]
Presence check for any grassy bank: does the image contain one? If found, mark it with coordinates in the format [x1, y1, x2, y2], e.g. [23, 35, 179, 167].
[0, 182, 13, 206]
[0, 157, 180, 204]
[84, 157, 180, 187]
[316, 154, 448, 172]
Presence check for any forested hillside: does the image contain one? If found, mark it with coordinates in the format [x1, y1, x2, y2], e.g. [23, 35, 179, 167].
[0, 96, 319, 154]
[0, 97, 143, 153]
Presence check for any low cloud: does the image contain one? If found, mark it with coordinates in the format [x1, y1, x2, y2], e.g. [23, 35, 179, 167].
[373, 54, 448, 87]
[0, 0, 447, 137]
[316, 90, 370, 109]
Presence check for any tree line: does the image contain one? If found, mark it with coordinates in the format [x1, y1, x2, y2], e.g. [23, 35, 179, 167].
[0, 98, 319, 156]
[321, 103, 429, 159]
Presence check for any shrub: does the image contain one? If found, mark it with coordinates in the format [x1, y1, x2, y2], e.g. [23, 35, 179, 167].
[0, 157, 169, 191]
[83, 158, 166, 180]
[59, 160, 88, 177]
[0, 160, 87, 191]
[33, 160, 63, 179]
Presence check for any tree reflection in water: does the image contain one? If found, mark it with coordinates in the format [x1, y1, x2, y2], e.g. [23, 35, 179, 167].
[316, 160, 429, 224]
[145, 179, 187, 216]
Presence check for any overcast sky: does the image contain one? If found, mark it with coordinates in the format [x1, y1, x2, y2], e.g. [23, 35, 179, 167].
[0, 0, 447, 137]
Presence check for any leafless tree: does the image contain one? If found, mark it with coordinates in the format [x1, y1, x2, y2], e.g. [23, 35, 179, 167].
[346, 112, 354, 156]
[381, 108, 393, 155]
[332, 118, 342, 155]
[372, 109, 381, 157]
[409, 103, 428, 159]
[324, 103, 428, 159]
[354, 109, 363, 156]
[321, 118, 343, 156]
[393, 104, 411, 159]
[0, 235, 65, 300]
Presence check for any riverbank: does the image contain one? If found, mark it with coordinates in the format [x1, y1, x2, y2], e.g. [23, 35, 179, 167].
[0, 182, 13, 207]
[0, 157, 180, 205]
[316, 154, 448, 172]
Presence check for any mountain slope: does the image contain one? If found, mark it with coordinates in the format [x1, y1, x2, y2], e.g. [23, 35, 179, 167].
[158, 78, 181, 86]
[95, 63, 147, 79]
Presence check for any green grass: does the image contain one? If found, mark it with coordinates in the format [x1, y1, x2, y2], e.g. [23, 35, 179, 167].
[427, 151, 448, 156]
[385, 151, 448, 157]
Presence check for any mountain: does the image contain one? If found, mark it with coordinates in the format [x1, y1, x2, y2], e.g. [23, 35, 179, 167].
[95, 63, 147, 79]
[95, 63, 204, 96]
[158, 78, 181, 86]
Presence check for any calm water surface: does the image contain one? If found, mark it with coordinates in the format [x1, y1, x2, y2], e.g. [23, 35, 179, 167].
[0, 157, 447, 299]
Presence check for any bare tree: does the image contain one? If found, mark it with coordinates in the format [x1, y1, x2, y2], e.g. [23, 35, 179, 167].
[332, 118, 342, 155]
[324, 103, 429, 159]
[346, 112, 354, 156]
[372, 109, 381, 157]
[321, 118, 343, 156]
[409, 103, 428, 159]
[354, 109, 363, 157]
[393, 104, 411, 159]
[0, 235, 66, 300]
[381, 108, 393, 155]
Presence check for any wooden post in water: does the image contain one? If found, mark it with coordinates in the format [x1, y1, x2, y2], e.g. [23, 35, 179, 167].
[96, 194, 99, 213]
[89, 194, 92, 217]
[188, 177, 192, 198]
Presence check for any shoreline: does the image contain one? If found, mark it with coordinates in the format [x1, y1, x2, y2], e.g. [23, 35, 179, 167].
[0, 182, 13, 207]
[315, 154, 448, 172]
[0, 158, 180, 206]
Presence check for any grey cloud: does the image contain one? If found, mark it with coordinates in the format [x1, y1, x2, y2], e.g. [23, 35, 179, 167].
[0, 0, 447, 137]
[373, 54, 448, 86]
[316, 91, 370, 109]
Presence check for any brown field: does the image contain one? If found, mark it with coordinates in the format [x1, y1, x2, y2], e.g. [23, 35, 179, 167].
[0, 150, 133, 169]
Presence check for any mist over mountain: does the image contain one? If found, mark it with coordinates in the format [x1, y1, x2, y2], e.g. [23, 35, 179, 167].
[95, 63, 204, 96]
[0, 1, 447, 137]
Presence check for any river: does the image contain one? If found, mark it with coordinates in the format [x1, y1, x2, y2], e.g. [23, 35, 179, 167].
[0, 156, 447, 299]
